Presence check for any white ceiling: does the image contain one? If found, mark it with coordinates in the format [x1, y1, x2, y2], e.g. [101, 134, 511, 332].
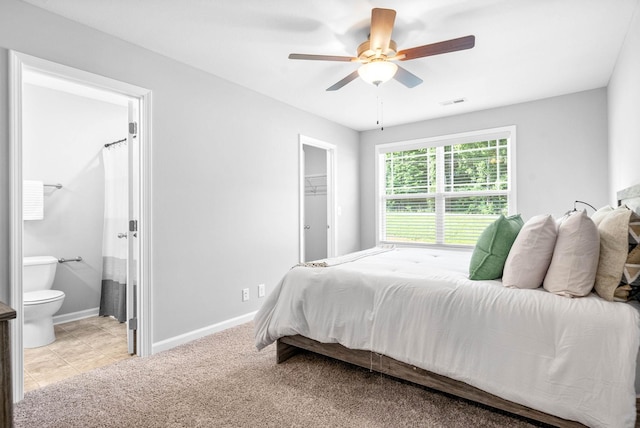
[21, 0, 639, 131]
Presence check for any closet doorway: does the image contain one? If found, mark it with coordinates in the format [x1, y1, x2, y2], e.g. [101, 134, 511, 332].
[9, 51, 152, 401]
[299, 135, 336, 262]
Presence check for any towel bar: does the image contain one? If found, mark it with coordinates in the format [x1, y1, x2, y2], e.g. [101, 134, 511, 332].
[58, 256, 82, 263]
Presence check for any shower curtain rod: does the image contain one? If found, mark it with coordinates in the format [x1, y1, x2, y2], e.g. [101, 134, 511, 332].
[104, 138, 127, 148]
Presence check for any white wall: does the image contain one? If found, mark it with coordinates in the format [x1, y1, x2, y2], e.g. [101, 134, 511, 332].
[608, 2, 640, 201]
[359, 89, 610, 249]
[0, 0, 360, 344]
[22, 83, 128, 316]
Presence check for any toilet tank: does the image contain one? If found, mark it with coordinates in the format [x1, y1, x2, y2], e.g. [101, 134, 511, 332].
[23, 256, 59, 293]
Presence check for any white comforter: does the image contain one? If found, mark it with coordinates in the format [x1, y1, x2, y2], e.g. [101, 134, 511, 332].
[255, 246, 640, 427]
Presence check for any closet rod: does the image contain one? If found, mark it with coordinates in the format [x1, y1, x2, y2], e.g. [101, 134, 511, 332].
[104, 138, 126, 148]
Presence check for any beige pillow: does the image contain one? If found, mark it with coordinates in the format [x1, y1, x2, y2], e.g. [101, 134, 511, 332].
[591, 205, 615, 226]
[543, 210, 600, 297]
[502, 214, 557, 289]
[594, 206, 633, 301]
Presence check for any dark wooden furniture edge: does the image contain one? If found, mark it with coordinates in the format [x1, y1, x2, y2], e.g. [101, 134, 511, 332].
[277, 335, 640, 428]
[0, 301, 16, 428]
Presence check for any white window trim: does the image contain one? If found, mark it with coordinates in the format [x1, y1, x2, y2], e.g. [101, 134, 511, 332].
[374, 125, 517, 247]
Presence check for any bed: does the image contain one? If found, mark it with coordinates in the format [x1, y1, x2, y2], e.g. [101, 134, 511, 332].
[255, 184, 640, 428]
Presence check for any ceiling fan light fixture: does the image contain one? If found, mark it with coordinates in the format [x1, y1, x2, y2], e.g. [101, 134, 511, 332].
[288, 8, 475, 91]
[358, 60, 398, 86]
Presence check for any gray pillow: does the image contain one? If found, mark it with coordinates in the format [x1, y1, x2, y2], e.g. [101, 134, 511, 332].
[503, 214, 557, 289]
[543, 210, 600, 297]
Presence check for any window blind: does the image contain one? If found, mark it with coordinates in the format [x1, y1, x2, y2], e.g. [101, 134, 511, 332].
[378, 127, 515, 247]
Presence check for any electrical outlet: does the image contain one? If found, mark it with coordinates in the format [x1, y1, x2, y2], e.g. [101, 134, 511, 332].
[258, 283, 265, 298]
[242, 288, 249, 302]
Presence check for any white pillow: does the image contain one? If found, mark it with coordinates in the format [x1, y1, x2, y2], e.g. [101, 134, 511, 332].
[502, 214, 557, 289]
[543, 210, 600, 297]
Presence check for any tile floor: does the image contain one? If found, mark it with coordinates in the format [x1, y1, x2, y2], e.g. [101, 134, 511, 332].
[23, 316, 134, 392]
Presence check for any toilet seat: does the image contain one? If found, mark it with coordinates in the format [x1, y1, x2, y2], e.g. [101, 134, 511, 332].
[24, 290, 65, 305]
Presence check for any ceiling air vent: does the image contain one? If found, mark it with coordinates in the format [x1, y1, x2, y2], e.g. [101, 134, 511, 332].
[440, 98, 467, 106]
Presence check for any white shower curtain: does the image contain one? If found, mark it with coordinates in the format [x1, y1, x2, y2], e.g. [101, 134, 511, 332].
[99, 142, 128, 322]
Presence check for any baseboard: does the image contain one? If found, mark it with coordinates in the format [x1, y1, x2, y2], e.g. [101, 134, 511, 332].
[53, 307, 100, 325]
[152, 311, 258, 354]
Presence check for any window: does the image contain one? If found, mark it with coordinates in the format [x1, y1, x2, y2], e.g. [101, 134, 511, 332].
[376, 126, 516, 247]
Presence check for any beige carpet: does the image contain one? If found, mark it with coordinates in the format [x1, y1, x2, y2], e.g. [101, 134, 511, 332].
[14, 322, 539, 427]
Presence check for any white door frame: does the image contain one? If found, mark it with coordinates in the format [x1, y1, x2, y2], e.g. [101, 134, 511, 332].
[8, 51, 153, 401]
[298, 135, 337, 263]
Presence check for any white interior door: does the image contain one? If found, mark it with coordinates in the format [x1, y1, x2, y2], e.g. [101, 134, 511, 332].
[126, 100, 139, 355]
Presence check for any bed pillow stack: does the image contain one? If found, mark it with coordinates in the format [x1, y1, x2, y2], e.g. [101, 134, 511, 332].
[542, 210, 600, 297]
[502, 214, 557, 289]
[471, 206, 640, 300]
[499, 210, 601, 295]
[468, 214, 524, 280]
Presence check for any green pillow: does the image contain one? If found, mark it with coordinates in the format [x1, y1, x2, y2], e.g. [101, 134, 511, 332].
[469, 214, 524, 280]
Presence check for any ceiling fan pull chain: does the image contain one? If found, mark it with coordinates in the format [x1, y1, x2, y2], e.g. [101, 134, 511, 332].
[376, 94, 384, 131]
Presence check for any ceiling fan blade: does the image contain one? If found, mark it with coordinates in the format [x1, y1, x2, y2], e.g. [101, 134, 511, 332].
[398, 35, 476, 61]
[394, 65, 423, 88]
[326, 70, 360, 91]
[288, 53, 356, 62]
[369, 8, 396, 54]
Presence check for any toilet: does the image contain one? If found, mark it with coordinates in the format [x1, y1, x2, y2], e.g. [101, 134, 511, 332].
[23, 256, 66, 348]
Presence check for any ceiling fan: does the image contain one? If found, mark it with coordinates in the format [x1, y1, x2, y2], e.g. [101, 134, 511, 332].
[289, 8, 475, 91]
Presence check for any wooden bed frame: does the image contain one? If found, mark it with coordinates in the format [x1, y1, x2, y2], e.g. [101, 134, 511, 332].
[276, 184, 640, 428]
[277, 335, 640, 427]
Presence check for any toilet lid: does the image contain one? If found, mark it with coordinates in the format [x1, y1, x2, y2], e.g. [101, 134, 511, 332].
[24, 290, 65, 305]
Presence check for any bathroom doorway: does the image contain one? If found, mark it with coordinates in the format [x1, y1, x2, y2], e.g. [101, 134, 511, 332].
[9, 51, 152, 401]
[298, 135, 337, 263]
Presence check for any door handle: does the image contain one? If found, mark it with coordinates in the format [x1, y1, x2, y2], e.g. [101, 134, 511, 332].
[304, 225, 311, 230]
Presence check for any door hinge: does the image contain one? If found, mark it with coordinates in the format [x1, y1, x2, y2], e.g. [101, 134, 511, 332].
[128, 317, 138, 330]
[129, 220, 138, 232]
[129, 121, 138, 135]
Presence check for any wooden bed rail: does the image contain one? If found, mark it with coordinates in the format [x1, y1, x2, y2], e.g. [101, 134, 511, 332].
[278, 335, 640, 428]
